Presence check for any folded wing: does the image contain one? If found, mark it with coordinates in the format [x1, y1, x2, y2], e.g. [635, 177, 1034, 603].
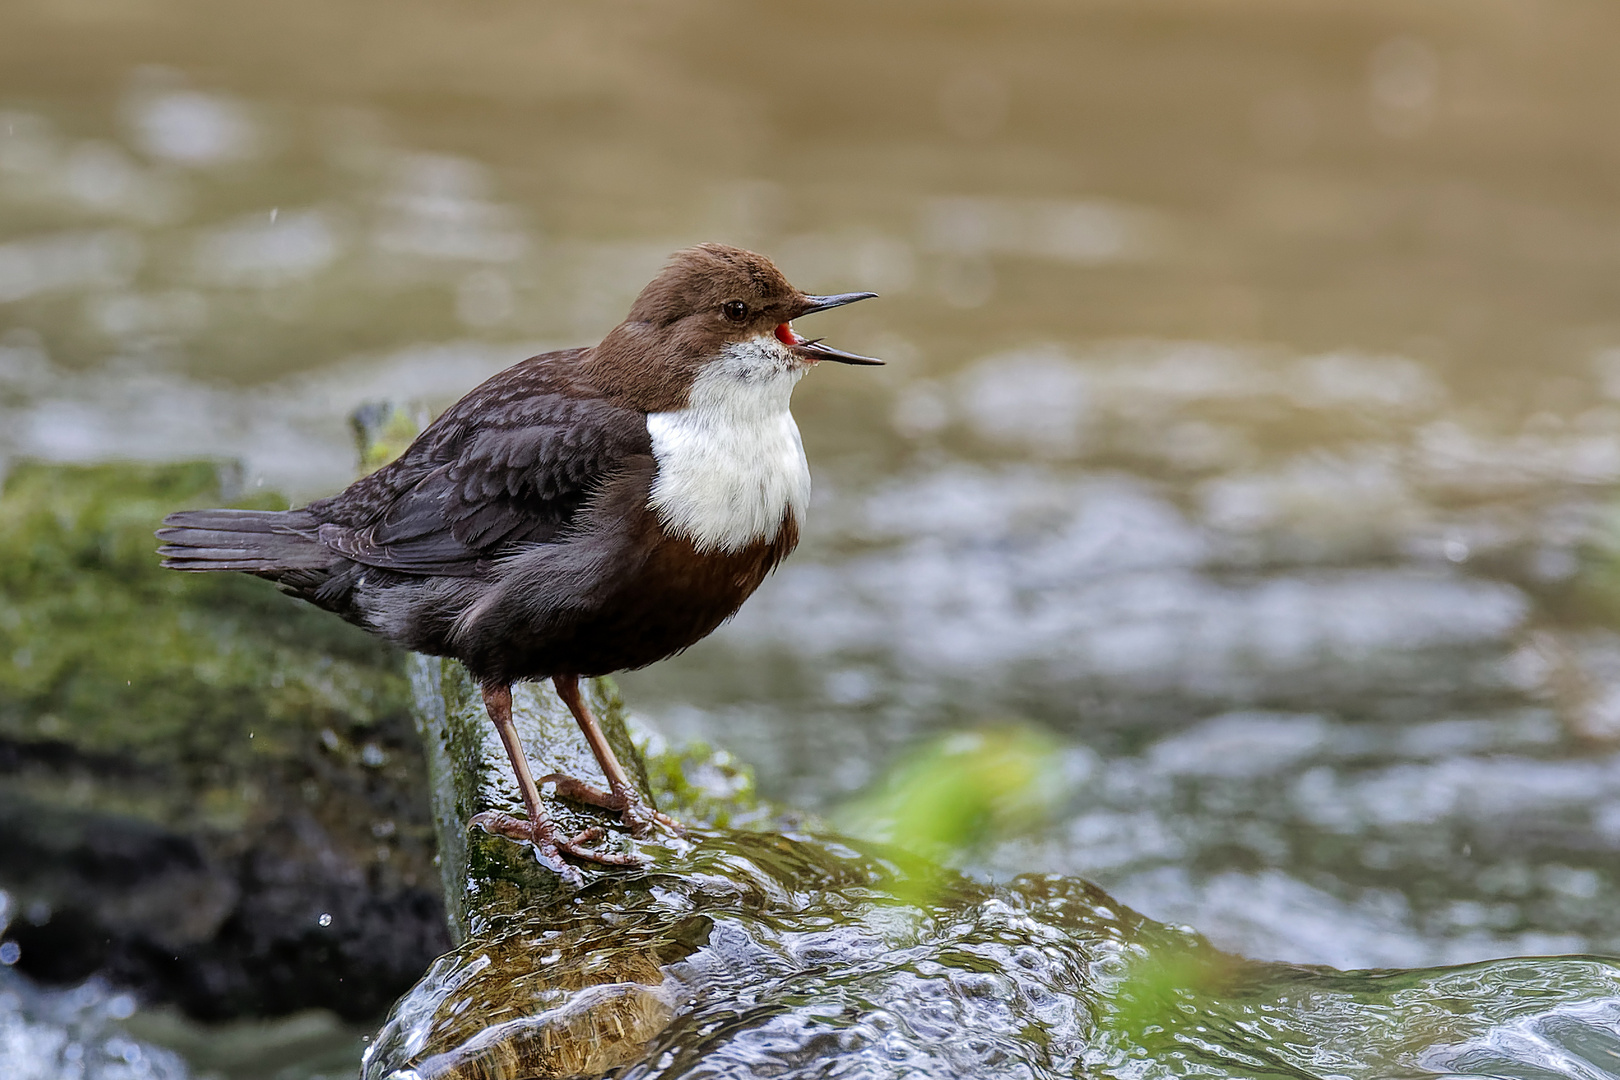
[310, 361, 651, 578]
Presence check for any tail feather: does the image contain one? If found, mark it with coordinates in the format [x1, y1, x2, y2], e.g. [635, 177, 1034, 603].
[157, 509, 330, 572]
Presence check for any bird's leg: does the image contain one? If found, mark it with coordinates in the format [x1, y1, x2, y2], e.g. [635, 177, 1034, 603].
[542, 674, 684, 838]
[468, 681, 644, 876]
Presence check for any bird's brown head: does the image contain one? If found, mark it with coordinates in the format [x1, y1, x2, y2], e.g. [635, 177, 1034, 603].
[589, 243, 880, 412]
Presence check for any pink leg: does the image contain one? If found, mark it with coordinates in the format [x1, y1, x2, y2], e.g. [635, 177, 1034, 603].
[467, 682, 644, 876]
[544, 674, 683, 838]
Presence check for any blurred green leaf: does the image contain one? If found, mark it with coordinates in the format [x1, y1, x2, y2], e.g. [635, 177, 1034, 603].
[836, 725, 1068, 864]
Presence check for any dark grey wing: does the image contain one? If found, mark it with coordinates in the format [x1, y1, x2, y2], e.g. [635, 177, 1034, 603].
[310, 390, 651, 577]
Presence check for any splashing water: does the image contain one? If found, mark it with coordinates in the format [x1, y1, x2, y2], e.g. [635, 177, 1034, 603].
[361, 831, 1620, 1080]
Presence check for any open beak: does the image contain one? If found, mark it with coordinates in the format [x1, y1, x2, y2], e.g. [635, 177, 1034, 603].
[784, 291, 883, 365]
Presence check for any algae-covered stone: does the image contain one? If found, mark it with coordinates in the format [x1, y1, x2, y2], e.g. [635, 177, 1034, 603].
[0, 460, 448, 1020]
[1, 461, 399, 772]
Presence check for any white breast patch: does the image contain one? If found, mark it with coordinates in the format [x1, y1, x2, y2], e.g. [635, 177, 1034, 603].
[646, 338, 811, 554]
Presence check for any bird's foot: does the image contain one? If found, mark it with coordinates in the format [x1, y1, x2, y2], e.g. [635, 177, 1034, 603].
[469, 809, 646, 881]
[538, 773, 686, 839]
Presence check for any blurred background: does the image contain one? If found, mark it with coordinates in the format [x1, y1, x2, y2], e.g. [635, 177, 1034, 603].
[4, 0, 1620, 1071]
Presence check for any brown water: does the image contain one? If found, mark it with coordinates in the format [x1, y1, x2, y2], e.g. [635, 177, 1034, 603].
[4, 0, 1620, 1074]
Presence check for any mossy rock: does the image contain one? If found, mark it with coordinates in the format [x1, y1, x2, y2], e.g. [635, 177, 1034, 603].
[407, 654, 653, 941]
[0, 460, 404, 778]
[0, 460, 448, 1020]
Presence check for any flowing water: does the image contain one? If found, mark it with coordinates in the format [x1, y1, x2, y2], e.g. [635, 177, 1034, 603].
[361, 828, 1620, 1080]
[3, 0, 1620, 1075]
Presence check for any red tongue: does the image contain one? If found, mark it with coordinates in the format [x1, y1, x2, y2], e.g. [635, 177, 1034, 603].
[775, 322, 801, 346]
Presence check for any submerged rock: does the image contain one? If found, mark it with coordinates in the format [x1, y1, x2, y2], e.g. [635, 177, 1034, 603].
[369, 660, 1620, 1080]
[0, 461, 449, 1020]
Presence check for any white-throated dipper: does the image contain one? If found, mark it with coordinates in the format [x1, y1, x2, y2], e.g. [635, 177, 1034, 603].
[157, 243, 879, 877]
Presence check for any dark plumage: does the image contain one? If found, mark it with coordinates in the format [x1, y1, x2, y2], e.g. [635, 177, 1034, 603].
[158, 243, 879, 878]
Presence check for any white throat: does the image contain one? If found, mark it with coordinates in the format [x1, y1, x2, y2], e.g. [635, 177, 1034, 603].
[645, 337, 811, 554]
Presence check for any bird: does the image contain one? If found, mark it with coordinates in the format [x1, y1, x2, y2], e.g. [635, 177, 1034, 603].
[157, 243, 880, 877]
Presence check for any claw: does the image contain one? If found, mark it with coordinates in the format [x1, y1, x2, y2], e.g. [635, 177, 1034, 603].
[470, 808, 647, 872]
[648, 808, 687, 838]
[632, 804, 686, 839]
[539, 772, 686, 839]
[470, 808, 537, 842]
[471, 810, 583, 884]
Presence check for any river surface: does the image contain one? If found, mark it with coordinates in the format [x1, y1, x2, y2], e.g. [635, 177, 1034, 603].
[3, 1, 1620, 1076]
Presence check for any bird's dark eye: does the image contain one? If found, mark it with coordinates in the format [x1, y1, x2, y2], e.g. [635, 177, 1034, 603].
[722, 300, 748, 323]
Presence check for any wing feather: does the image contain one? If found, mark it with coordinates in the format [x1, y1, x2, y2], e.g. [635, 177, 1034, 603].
[306, 354, 650, 576]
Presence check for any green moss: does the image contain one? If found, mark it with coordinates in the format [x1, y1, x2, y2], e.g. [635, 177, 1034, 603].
[408, 656, 663, 938]
[0, 459, 412, 818]
[0, 459, 443, 1016]
[640, 737, 770, 831]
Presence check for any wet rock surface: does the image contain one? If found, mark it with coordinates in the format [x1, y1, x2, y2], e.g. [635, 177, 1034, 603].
[368, 829, 1138, 1079]
[368, 659, 1620, 1080]
[406, 655, 651, 937]
[0, 461, 448, 1021]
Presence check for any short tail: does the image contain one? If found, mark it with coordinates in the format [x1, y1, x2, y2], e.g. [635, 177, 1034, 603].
[157, 509, 329, 574]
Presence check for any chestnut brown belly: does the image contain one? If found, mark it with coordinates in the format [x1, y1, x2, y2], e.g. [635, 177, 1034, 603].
[468, 520, 798, 685]
[560, 535, 783, 677]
